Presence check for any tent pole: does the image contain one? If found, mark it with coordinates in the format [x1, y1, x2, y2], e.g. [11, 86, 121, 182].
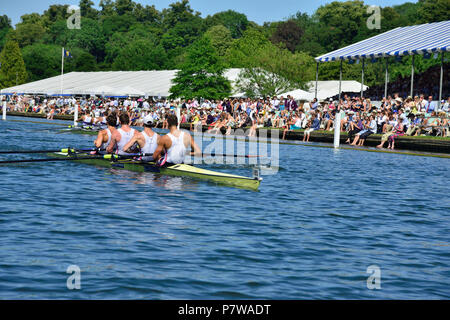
[410, 55, 415, 98]
[361, 59, 365, 98]
[439, 52, 444, 110]
[74, 102, 78, 127]
[338, 60, 343, 101]
[384, 58, 389, 98]
[315, 62, 319, 100]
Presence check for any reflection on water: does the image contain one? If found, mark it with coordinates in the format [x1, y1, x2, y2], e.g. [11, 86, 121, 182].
[108, 168, 200, 192]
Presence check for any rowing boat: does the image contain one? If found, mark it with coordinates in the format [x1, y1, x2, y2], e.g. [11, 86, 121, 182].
[49, 152, 262, 190]
[59, 126, 100, 136]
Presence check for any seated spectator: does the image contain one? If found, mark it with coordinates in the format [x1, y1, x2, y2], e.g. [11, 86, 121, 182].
[406, 113, 423, 136]
[421, 111, 441, 136]
[303, 113, 320, 142]
[387, 121, 405, 150]
[345, 113, 363, 144]
[351, 115, 377, 146]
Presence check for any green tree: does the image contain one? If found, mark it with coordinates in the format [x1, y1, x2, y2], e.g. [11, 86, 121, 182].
[419, 0, 450, 23]
[133, 3, 160, 24]
[270, 20, 304, 53]
[205, 10, 249, 38]
[225, 28, 269, 67]
[65, 48, 97, 72]
[22, 43, 61, 81]
[80, 0, 98, 19]
[42, 4, 70, 28]
[0, 40, 27, 88]
[115, 0, 135, 16]
[236, 48, 315, 97]
[0, 15, 12, 51]
[105, 25, 160, 64]
[160, 0, 204, 52]
[291, 12, 326, 56]
[99, 0, 115, 17]
[315, 0, 367, 52]
[170, 36, 231, 100]
[112, 40, 167, 70]
[205, 25, 233, 57]
[66, 18, 106, 61]
[8, 21, 46, 48]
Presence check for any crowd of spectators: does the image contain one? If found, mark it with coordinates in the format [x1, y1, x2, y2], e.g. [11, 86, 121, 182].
[365, 64, 449, 101]
[2, 91, 450, 150]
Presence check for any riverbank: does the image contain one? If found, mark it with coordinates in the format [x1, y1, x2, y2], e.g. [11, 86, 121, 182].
[6, 111, 450, 154]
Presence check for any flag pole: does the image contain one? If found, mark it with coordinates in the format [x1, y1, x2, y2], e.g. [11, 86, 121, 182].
[60, 47, 64, 96]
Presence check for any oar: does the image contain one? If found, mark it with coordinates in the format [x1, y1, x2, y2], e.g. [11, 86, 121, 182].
[0, 154, 119, 165]
[200, 153, 263, 159]
[0, 148, 96, 155]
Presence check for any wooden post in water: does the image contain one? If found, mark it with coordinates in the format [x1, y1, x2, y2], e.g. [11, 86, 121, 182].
[0, 89, 4, 120]
[334, 111, 341, 149]
[2, 100, 6, 121]
[74, 103, 78, 127]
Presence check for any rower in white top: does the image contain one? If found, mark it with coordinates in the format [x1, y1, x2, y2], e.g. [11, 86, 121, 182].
[153, 114, 201, 165]
[79, 111, 93, 127]
[94, 113, 118, 151]
[122, 115, 160, 161]
[106, 113, 137, 156]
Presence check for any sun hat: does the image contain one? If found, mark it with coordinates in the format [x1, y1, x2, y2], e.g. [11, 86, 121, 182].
[143, 115, 154, 127]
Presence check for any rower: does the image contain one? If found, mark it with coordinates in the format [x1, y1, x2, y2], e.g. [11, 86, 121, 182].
[94, 113, 118, 152]
[79, 111, 93, 129]
[106, 113, 137, 155]
[94, 114, 108, 130]
[122, 115, 160, 161]
[153, 114, 201, 165]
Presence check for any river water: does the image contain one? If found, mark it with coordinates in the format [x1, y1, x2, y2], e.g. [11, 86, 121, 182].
[0, 117, 449, 299]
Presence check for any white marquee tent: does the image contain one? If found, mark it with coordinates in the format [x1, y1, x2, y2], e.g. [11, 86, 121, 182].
[306, 81, 368, 100]
[280, 89, 315, 101]
[282, 81, 368, 101]
[1, 69, 243, 98]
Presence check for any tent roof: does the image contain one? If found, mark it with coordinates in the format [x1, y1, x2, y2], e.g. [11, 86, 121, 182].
[307, 81, 368, 100]
[1, 69, 243, 97]
[281, 89, 315, 101]
[315, 20, 450, 62]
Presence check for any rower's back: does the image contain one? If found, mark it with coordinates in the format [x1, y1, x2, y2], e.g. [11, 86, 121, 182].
[166, 130, 187, 164]
[116, 113, 135, 155]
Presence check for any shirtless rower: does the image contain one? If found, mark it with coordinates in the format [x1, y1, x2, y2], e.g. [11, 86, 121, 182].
[153, 114, 202, 165]
[122, 115, 160, 161]
[94, 113, 118, 151]
[106, 113, 137, 155]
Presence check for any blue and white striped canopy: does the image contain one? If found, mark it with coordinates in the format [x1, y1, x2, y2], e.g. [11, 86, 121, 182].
[315, 20, 450, 63]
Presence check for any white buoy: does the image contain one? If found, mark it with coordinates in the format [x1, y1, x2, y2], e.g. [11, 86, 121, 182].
[334, 112, 341, 149]
[2, 101, 6, 121]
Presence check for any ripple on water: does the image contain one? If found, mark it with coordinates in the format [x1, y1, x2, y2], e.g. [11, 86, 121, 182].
[0, 118, 449, 299]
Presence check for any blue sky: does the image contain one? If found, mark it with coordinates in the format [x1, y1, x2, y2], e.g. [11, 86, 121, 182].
[3, 0, 417, 26]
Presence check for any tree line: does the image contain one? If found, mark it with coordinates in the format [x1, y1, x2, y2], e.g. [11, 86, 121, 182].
[0, 0, 448, 99]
